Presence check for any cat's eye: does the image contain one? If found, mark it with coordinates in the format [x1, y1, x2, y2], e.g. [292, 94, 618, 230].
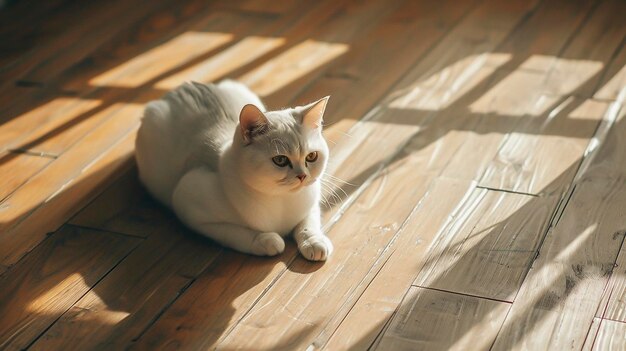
[305, 152, 318, 163]
[272, 155, 291, 167]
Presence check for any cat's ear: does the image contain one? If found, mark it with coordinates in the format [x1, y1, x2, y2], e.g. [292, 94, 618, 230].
[239, 104, 269, 144]
[300, 96, 329, 130]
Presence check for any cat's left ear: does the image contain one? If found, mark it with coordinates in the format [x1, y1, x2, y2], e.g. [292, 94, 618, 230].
[240, 104, 269, 144]
[300, 96, 329, 130]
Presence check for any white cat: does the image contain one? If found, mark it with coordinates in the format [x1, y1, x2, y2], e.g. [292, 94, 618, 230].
[135, 80, 333, 261]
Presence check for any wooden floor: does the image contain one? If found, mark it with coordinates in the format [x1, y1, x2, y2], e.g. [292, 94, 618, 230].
[1, 0, 625, 349]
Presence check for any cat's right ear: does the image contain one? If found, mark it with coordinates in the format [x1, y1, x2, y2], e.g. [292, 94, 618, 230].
[239, 104, 269, 144]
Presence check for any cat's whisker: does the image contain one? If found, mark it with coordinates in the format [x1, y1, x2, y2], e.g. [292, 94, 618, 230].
[320, 182, 343, 208]
[319, 183, 335, 203]
[318, 185, 333, 206]
[325, 174, 355, 186]
[320, 179, 349, 200]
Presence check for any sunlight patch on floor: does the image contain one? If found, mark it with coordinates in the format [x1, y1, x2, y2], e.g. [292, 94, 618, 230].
[0, 98, 102, 150]
[27, 273, 87, 314]
[388, 53, 512, 111]
[155, 36, 285, 89]
[238, 39, 349, 97]
[470, 56, 603, 116]
[89, 32, 233, 88]
[596, 63, 626, 102]
[501, 223, 599, 350]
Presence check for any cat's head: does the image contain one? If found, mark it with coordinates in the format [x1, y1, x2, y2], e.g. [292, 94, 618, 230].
[234, 97, 330, 195]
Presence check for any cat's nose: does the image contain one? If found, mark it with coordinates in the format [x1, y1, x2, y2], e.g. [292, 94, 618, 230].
[296, 174, 307, 182]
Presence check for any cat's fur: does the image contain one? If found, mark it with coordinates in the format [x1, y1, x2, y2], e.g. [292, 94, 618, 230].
[135, 80, 333, 261]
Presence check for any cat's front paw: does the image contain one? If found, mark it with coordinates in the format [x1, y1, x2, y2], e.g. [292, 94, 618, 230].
[252, 232, 285, 256]
[298, 233, 333, 261]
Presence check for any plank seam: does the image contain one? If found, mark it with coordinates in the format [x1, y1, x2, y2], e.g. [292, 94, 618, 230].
[317, 235, 401, 348]
[64, 169, 139, 228]
[130, 277, 197, 343]
[0, 231, 54, 280]
[411, 284, 514, 305]
[595, 230, 626, 320]
[367, 309, 398, 351]
[65, 223, 149, 240]
[14, 80, 45, 88]
[586, 319, 603, 351]
[2, 126, 137, 236]
[475, 185, 539, 197]
[488, 296, 514, 351]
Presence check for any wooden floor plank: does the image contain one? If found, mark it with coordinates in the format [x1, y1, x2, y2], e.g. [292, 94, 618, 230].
[594, 38, 626, 103]
[329, 0, 586, 191]
[324, 178, 475, 350]
[129, 247, 299, 350]
[437, 0, 598, 187]
[375, 287, 510, 351]
[549, 0, 626, 99]
[1, 14, 247, 156]
[60, 0, 342, 94]
[582, 318, 602, 351]
[592, 319, 626, 351]
[68, 170, 165, 238]
[0, 0, 178, 92]
[596, 214, 626, 322]
[325, 0, 539, 210]
[490, 101, 626, 350]
[78, 21, 236, 92]
[413, 188, 558, 301]
[0, 151, 52, 203]
[0, 1, 256, 160]
[29, 224, 220, 350]
[236, 0, 402, 105]
[295, 0, 478, 148]
[57, 0, 255, 93]
[0, 225, 140, 351]
[1, 0, 342, 157]
[477, 0, 626, 195]
[478, 98, 608, 195]
[0, 94, 102, 154]
[0, 0, 91, 70]
[151, 0, 403, 108]
[0, 102, 142, 268]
